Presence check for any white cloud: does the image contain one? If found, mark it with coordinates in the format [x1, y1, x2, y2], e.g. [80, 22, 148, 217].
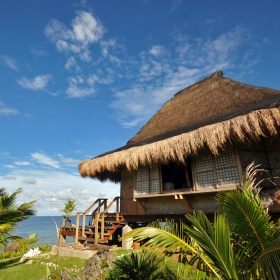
[61, 158, 81, 166]
[0, 102, 20, 116]
[2, 175, 16, 180]
[0, 169, 120, 215]
[72, 11, 103, 43]
[170, 0, 182, 11]
[149, 45, 166, 57]
[111, 26, 255, 127]
[65, 56, 81, 71]
[66, 76, 95, 98]
[30, 49, 46, 56]
[45, 11, 104, 62]
[18, 75, 53, 91]
[31, 152, 60, 168]
[100, 39, 118, 57]
[22, 177, 37, 184]
[4, 165, 16, 169]
[14, 161, 31, 166]
[0, 55, 18, 70]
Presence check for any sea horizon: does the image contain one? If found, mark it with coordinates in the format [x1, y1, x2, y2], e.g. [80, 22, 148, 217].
[13, 215, 83, 246]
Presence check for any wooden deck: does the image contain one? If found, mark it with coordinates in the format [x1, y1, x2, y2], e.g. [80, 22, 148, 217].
[59, 197, 124, 245]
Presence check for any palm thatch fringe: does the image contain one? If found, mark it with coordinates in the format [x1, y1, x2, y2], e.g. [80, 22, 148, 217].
[79, 108, 280, 182]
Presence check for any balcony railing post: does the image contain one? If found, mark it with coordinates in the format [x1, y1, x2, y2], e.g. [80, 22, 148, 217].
[101, 213, 105, 240]
[75, 213, 80, 244]
[94, 212, 99, 244]
[82, 213, 86, 237]
[116, 197, 119, 221]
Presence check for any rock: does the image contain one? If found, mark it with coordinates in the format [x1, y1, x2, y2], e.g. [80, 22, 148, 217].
[82, 249, 116, 280]
[5, 241, 21, 252]
[24, 247, 41, 257]
[19, 256, 28, 263]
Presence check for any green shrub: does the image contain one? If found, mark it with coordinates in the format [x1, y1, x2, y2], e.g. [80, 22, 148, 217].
[38, 244, 52, 253]
[108, 249, 174, 280]
[0, 251, 23, 259]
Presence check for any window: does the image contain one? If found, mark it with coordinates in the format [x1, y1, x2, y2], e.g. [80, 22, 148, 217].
[136, 165, 160, 194]
[161, 159, 193, 190]
[192, 149, 240, 189]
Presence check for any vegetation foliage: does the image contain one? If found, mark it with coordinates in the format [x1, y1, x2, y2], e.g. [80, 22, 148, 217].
[108, 249, 174, 280]
[121, 163, 280, 279]
[61, 200, 77, 218]
[0, 187, 36, 248]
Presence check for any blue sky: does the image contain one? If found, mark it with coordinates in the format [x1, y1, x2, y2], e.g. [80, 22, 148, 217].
[1, 0, 280, 215]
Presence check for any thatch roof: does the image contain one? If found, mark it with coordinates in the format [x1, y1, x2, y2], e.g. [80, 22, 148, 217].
[79, 71, 280, 182]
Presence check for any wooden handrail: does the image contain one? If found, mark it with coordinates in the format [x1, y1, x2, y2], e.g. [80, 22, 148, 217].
[73, 196, 121, 244]
[84, 198, 108, 214]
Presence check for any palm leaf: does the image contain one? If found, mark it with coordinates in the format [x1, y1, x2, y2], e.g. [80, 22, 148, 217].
[185, 212, 238, 280]
[218, 189, 274, 251]
[251, 235, 280, 280]
[121, 223, 222, 279]
[0, 187, 36, 247]
[217, 163, 276, 253]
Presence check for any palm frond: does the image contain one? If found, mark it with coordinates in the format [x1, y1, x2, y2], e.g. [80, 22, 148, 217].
[17, 200, 37, 218]
[185, 212, 238, 280]
[121, 224, 222, 279]
[217, 163, 275, 253]
[251, 235, 280, 280]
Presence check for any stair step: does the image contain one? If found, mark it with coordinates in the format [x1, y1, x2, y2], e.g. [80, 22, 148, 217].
[78, 236, 110, 243]
[78, 237, 95, 242]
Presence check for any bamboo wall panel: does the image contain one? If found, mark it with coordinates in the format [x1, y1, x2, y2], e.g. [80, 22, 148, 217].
[238, 140, 278, 188]
[145, 197, 187, 214]
[144, 195, 218, 214]
[121, 169, 144, 215]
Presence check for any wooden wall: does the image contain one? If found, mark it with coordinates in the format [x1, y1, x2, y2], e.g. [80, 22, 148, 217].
[120, 168, 144, 215]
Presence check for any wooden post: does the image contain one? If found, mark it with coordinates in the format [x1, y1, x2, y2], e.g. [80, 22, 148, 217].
[75, 213, 80, 244]
[101, 213, 105, 240]
[58, 234, 66, 245]
[116, 197, 119, 221]
[82, 213, 86, 237]
[180, 195, 193, 212]
[94, 212, 99, 244]
[184, 165, 192, 189]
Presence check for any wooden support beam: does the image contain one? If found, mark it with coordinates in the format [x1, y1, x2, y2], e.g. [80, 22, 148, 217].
[94, 213, 100, 244]
[82, 213, 86, 237]
[181, 196, 192, 212]
[116, 197, 120, 221]
[101, 214, 105, 240]
[174, 194, 178, 199]
[75, 213, 80, 244]
[135, 199, 146, 214]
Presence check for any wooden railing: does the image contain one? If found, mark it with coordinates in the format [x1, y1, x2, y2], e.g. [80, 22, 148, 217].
[74, 196, 121, 244]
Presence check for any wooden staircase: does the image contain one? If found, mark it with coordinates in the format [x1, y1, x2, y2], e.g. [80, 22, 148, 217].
[60, 197, 124, 245]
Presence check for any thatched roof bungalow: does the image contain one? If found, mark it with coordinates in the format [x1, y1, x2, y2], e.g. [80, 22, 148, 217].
[79, 71, 280, 221]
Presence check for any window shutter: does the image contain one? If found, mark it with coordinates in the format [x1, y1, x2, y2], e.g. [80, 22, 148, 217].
[136, 165, 160, 194]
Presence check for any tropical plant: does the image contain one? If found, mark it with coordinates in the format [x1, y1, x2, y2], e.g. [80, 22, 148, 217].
[109, 249, 175, 280]
[19, 233, 38, 252]
[61, 200, 77, 218]
[121, 163, 280, 279]
[0, 187, 36, 248]
[42, 266, 81, 280]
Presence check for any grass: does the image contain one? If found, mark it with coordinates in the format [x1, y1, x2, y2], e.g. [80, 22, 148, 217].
[0, 254, 86, 280]
[0, 248, 197, 280]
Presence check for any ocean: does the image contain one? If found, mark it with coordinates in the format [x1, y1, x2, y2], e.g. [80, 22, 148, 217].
[13, 216, 85, 246]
